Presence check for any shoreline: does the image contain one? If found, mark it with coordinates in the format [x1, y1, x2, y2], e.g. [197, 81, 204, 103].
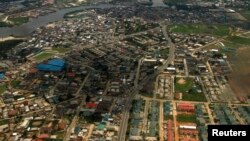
[0, 36, 26, 42]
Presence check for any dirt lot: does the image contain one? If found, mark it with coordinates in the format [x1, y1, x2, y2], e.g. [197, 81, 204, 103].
[228, 47, 250, 99]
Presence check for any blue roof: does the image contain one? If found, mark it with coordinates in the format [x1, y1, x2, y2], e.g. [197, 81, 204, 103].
[47, 59, 65, 67]
[37, 59, 65, 72]
[37, 64, 63, 72]
[0, 72, 5, 80]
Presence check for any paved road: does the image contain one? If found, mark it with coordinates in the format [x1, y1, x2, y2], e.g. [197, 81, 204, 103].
[117, 23, 175, 141]
[63, 73, 90, 141]
[159, 101, 164, 141]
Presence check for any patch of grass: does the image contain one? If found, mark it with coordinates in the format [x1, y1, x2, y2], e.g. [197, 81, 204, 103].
[51, 131, 65, 139]
[240, 10, 250, 20]
[52, 47, 70, 53]
[175, 77, 206, 101]
[34, 52, 55, 61]
[0, 119, 9, 125]
[182, 92, 207, 102]
[0, 21, 12, 27]
[227, 36, 250, 45]
[0, 85, 6, 94]
[157, 48, 169, 59]
[8, 17, 29, 25]
[169, 24, 230, 37]
[11, 80, 20, 88]
[174, 77, 194, 93]
[164, 115, 173, 120]
[177, 114, 196, 123]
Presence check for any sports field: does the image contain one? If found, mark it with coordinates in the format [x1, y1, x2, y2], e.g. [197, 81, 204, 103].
[169, 24, 230, 37]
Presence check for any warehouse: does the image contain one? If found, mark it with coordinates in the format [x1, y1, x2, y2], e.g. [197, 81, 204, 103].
[37, 59, 66, 72]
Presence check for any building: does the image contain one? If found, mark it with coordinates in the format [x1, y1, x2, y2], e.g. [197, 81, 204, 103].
[37, 59, 65, 72]
[177, 103, 195, 112]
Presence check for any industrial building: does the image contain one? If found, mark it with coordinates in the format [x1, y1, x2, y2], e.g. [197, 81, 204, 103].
[37, 59, 66, 72]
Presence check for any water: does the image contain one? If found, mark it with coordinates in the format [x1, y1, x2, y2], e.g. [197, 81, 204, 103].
[0, 4, 113, 37]
[152, 0, 166, 7]
[0, 2, 166, 38]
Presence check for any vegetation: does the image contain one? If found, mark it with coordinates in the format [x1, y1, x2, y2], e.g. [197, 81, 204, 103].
[177, 114, 196, 123]
[0, 85, 6, 94]
[34, 52, 55, 61]
[157, 48, 169, 59]
[11, 80, 20, 88]
[175, 77, 207, 101]
[175, 77, 194, 92]
[164, 115, 173, 120]
[240, 10, 250, 20]
[227, 36, 250, 45]
[8, 17, 29, 25]
[52, 47, 70, 53]
[0, 39, 24, 59]
[182, 91, 207, 102]
[64, 10, 86, 18]
[0, 21, 11, 27]
[0, 119, 9, 125]
[169, 24, 230, 37]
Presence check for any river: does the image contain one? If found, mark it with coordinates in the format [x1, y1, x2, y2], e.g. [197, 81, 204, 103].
[0, 4, 113, 37]
[152, 0, 166, 7]
[0, 1, 166, 38]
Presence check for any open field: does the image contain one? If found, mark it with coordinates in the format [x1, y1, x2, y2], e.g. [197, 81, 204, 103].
[0, 85, 6, 94]
[177, 114, 196, 123]
[11, 80, 21, 88]
[227, 36, 250, 45]
[8, 17, 29, 25]
[175, 77, 207, 101]
[34, 52, 55, 61]
[0, 119, 9, 125]
[228, 47, 250, 99]
[239, 10, 250, 21]
[52, 47, 70, 53]
[175, 77, 194, 92]
[169, 24, 230, 37]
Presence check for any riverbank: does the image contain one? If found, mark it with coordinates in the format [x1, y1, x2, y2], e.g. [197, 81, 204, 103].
[0, 36, 25, 42]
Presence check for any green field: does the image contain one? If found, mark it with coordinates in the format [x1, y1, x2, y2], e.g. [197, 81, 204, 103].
[0, 119, 9, 125]
[52, 47, 70, 53]
[157, 48, 169, 59]
[227, 36, 250, 45]
[175, 77, 207, 101]
[164, 115, 173, 120]
[8, 17, 29, 25]
[34, 52, 55, 61]
[240, 10, 250, 20]
[175, 77, 194, 92]
[0, 85, 6, 94]
[0, 21, 11, 27]
[169, 24, 230, 37]
[177, 114, 196, 123]
[11, 80, 21, 88]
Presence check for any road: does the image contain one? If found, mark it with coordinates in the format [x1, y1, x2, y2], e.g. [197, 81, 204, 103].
[159, 101, 164, 141]
[117, 23, 175, 141]
[63, 73, 90, 141]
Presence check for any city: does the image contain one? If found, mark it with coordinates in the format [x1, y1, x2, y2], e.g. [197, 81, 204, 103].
[0, 0, 250, 141]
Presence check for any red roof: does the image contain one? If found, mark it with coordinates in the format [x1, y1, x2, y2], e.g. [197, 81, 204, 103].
[30, 68, 38, 73]
[86, 103, 97, 108]
[167, 120, 174, 141]
[67, 72, 75, 77]
[38, 134, 49, 139]
[177, 103, 195, 112]
[180, 129, 199, 135]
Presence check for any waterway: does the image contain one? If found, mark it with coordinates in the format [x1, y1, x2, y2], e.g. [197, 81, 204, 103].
[0, 1, 166, 38]
[152, 0, 166, 7]
[0, 4, 113, 37]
